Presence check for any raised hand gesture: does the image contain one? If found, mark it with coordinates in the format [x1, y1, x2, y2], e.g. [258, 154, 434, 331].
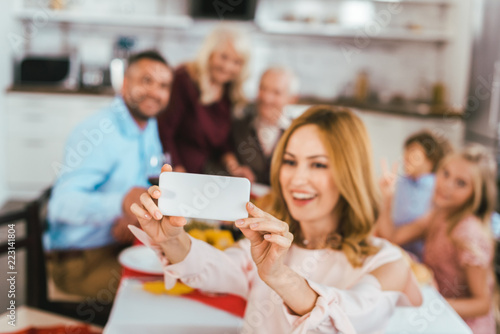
[379, 158, 399, 202]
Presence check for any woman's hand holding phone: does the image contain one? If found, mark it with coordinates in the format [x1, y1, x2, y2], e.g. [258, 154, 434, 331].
[235, 203, 294, 285]
[130, 164, 191, 263]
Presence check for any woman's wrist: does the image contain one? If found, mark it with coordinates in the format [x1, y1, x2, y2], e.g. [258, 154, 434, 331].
[158, 231, 191, 264]
[381, 196, 393, 213]
[264, 266, 319, 316]
[376, 209, 395, 240]
[262, 266, 296, 291]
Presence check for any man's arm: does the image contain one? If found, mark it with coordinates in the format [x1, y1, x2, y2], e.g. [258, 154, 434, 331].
[48, 124, 125, 226]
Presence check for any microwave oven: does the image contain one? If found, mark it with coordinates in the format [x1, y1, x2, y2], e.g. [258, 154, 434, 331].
[13, 52, 80, 90]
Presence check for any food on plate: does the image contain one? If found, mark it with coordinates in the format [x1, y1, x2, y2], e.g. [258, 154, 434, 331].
[143, 281, 194, 295]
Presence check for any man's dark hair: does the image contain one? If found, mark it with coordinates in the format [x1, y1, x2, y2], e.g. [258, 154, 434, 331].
[127, 50, 169, 68]
[404, 130, 453, 172]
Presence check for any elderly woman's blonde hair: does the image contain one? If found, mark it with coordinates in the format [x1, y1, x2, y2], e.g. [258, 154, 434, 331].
[186, 25, 251, 108]
[267, 105, 381, 267]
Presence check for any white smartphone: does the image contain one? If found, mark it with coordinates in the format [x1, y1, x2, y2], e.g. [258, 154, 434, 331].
[157, 172, 251, 221]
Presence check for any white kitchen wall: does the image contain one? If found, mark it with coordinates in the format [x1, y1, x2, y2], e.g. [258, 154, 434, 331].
[241, 35, 441, 101]
[8, 0, 470, 106]
[6, 22, 446, 102]
[0, 0, 19, 317]
[0, 1, 12, 207]
[12, 29, 440, 102]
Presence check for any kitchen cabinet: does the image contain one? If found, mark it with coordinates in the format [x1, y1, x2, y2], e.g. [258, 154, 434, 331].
[11, 0, 192, 30]
[5, 92, 113, 198]
[9, 0, 472, 108]
[253, 0, 473, 108]
[255, 0, 454, 43]
[13, 0, 454, 43]
[13, 8, 192, 30]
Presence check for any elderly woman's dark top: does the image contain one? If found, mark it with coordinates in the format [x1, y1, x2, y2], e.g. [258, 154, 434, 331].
[157, 65, 233, 173]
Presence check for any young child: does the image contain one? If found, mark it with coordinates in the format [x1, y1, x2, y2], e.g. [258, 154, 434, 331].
[378, 130, 452, 260]
[378, 144, 498, 333]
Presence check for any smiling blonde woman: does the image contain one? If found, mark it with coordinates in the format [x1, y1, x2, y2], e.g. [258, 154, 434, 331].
[188, 25, 250, 107]
[157, 25, 254, 179]
[131, 105, 422, 334]
[268, 105, 381, 266]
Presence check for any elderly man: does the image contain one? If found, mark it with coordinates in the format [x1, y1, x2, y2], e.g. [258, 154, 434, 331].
[230, 67, 299, 184]
[46, 50, 172, 299]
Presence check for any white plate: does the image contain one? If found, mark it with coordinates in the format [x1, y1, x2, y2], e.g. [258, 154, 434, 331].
[251, 183, 271, 198]
[118, 245, 164, 275]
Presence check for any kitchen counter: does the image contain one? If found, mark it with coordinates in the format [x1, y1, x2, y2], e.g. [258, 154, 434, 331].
[299, 97, 464, 119]
[7, 85, 116, 97]
[6, 86, 464, 119]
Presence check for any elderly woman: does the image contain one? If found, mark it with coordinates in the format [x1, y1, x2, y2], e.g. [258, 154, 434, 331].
[158, 25, 255, 180]
[132, 105, 422, 333]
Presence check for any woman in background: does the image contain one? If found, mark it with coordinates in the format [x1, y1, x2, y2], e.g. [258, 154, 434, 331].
[130, 106, 422, 334]
[378, 145, 497, 333]
[157, 25, 255, 181]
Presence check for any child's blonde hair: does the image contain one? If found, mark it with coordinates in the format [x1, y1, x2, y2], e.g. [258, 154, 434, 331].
[441, 144, 497, 234]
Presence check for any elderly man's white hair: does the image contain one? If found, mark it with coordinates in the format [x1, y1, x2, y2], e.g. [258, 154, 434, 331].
[261, 66, 300, 96]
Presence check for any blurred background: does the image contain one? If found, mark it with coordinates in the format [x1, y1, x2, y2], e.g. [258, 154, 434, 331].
[0, 0, 499, 312]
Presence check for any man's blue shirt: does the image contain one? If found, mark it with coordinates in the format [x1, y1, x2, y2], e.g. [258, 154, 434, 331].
[392, 174, 435, 259]
[46, 97, 163, 250]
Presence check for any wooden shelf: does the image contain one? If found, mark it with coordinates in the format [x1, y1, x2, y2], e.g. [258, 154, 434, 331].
[14, 9, 193, 29]
[257, 20, 451, 43]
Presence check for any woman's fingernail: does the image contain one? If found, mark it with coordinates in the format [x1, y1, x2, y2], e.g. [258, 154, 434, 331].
[145, 214, 150, 219]
[155, 211, 163, 220]
[264, 234, 271, 239]
[248, 202, 254, 209]
[235, 219, 244, 226]
[250, 223, 258, 229]
[154, 190, 160, 197]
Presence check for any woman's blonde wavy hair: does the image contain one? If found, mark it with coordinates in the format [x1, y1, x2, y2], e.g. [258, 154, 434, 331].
[185, 24, 250, 109]
[266, 105, 381, 267]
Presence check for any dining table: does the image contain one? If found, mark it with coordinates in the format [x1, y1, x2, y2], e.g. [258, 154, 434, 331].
[104, 253, 472, 334]
[0, 306, 102, 334]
